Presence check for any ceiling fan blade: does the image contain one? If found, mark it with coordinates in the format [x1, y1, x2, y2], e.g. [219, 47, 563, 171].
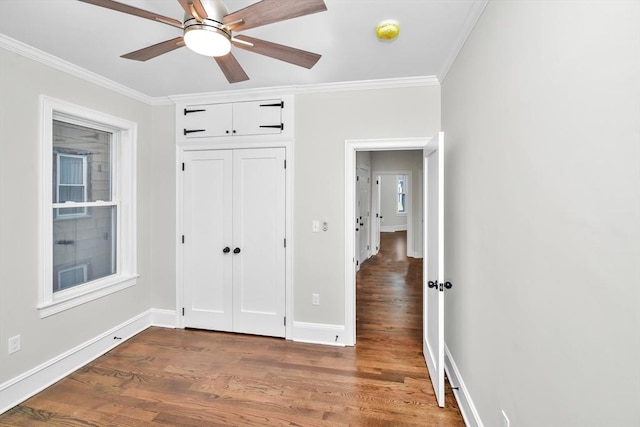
[121, 37, 185, 61]
[233, 35, 321, 69]
[214, 53, 250, 83]
[78, 0, 183, 28]
[223, 0, 327, 32]
[176, 0, 208, 21]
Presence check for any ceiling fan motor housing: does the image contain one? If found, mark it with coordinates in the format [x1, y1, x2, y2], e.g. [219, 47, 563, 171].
[183, 0, 232, 56]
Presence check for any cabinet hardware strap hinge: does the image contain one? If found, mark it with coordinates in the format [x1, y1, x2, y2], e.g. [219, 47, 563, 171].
[260, 101, 284, 108]
[184, 108, 206, 115]
[259, 123, 284, 131]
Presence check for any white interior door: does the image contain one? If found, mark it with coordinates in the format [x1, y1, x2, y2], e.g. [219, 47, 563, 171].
[182, 150, 233, 331]
[232, 148, 286, 337]
[357, 165, 371, 265]
[424, 132, 445, 407]
[371, 175, 381, 255]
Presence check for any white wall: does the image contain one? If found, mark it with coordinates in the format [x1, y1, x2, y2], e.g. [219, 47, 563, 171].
[442, 1, 640, 426]
[294, 86, 440, 325]
[372, 151, 424, 252]
[0, 47, 174, 384]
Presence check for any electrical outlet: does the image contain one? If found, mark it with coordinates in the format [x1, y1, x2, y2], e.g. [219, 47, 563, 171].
[501, 410, 510, 427]
[8, 335, 21, 354]
[312, 293, 320, 306]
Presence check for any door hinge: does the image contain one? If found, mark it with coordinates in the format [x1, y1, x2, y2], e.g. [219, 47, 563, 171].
[367, 245, 370, 250]
[284, 316, 286, 326]
[356, 260, 359, 266]
[181, 235, 185, 244]
[376, 180, 379, 185]
[356, 175, 360, 181]
[284, 238, 286, 248]
[182, 162, 185, 171]
[182, 307, 185, 316]
[284, 159, 286, 169]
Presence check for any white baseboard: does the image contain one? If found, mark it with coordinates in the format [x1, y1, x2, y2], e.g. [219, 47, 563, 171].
[0, 308, 176, 414]
[380, 225, 407, 232]
[291, 321, 346, 346]
[445, 343, 483, 427]
[150, 308, 178, 328]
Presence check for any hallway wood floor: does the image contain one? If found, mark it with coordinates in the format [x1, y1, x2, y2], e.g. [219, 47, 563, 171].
[0, 232, 464, 426]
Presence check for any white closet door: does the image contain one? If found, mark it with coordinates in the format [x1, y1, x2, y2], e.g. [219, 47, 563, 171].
[232, 148, 286, 337]
[183, 150, 233, 331]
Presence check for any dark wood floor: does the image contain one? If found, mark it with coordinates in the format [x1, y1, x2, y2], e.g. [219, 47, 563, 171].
[0, 231, 464, 426]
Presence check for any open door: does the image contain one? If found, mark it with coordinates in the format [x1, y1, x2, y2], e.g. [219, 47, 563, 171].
[423, 132, 445, 407]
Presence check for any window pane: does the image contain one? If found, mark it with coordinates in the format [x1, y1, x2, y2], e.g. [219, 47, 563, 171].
[59, 156, 84, 184]
[58, 186, 85, 203]
[53, 120, 112, 202]
[52, 206, 117, 292]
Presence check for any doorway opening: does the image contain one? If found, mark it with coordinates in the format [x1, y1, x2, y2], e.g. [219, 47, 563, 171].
[344, 138, 429, 345]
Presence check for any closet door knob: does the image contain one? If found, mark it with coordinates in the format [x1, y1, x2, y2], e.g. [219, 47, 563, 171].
[233, 247, 241, 254]
[223, 247, 230, 254]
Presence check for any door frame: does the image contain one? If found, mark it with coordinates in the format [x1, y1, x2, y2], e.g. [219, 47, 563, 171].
[176, 137, 294, 338]
[356, 163, 371, 269]
[344, 137, 431, 346]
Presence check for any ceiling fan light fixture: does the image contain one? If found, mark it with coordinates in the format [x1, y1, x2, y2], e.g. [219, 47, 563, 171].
[184, 23, 231, 57]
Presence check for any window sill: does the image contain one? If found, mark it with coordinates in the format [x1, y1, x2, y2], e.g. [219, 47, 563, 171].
[38, 274, 138, 318]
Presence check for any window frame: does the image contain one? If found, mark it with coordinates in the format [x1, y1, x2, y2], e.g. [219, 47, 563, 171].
[39, 96, 138, 318]
[396, 174, 408, 215]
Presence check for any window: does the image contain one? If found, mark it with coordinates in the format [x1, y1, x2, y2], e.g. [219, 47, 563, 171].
[39, 96, 137, 317]
[397, 175, 407, 214]
[55, 153, 88, 217]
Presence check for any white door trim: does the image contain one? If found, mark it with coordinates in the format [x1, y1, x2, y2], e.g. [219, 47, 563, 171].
[344, 137, 432, 346]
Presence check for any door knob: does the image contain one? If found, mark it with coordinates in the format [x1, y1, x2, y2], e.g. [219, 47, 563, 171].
[444, 281, 453, 289]
[223, 247, 230, 253]
[233, 247, 241, 254]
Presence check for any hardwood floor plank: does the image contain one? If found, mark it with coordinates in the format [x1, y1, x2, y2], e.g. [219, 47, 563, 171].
[0, 231, 464, 426]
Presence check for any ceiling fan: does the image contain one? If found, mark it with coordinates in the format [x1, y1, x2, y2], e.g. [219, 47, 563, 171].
[78, 0, 328, 83]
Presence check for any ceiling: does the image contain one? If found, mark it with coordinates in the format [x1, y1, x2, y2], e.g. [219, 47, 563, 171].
[0, 0, 486, 100]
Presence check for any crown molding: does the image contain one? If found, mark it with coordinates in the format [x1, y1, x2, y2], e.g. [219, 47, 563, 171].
[168, 76, 439, 104]
[294, 76, 440, 95]
[438, 0, 488, 83]
[0, 34, 172, 106]
[2, 33, 440, 106]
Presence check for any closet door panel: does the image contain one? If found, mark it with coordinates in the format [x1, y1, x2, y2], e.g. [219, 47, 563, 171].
[183, 150, 233, 331]
[232, 148, 286, 337]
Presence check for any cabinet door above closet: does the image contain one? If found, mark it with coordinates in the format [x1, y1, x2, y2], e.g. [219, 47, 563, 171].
[181, 99, 284, 139]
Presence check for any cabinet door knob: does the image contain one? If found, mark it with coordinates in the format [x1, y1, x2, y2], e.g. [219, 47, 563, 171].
[233, 247, 241, 254]
[223, 247, 230, 254]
